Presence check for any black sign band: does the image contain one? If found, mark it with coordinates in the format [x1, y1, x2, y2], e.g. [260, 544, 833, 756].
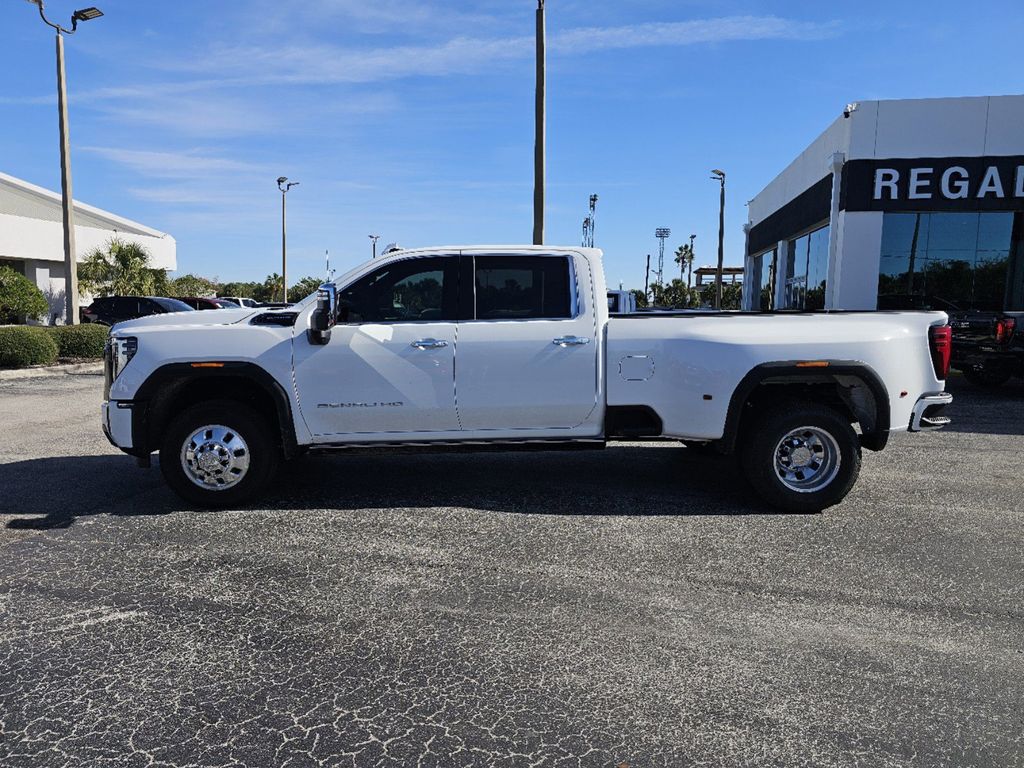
[841, 156, 1024, 213]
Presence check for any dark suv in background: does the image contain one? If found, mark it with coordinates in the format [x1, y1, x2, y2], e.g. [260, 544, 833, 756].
[949, 310, 1023, 386]
[82, 296, 195, 326]
[878, 294, 1023, 387]
[176, 297, 240, 310]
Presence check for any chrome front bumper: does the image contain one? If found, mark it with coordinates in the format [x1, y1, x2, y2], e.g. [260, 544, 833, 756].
[909, 392, 953, 432]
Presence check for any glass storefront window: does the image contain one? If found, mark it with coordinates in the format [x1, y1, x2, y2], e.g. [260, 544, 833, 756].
[878, 212, 1020, 311]
[781, 224, 829, 310]
[806, 227, 829, 311]
[756, 248, 776, 311]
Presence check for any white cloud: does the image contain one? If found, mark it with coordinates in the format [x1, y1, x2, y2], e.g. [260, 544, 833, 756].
[165, 15, 839, 86]
[551, 16, 839, 54]
[80, 147, 265, 179]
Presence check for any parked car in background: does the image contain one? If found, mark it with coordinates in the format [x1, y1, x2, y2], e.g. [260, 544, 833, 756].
[220, 296, 260, 308]
[177, 297, 240, 311]
[607, 289, 638, 314]
[82, 296, 195, 326]
[877, 294, 1023, 387]
[949, 310, 1023, 386]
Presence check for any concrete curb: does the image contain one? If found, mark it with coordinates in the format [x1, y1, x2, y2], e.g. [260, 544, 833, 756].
[0, 361, 104, 381]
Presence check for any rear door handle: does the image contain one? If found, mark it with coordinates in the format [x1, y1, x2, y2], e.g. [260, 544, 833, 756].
[552, 336, 591, 347]
[411, 338, 449, 350]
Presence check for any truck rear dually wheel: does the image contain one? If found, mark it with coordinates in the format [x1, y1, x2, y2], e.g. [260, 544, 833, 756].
[740, 401, 860, 513]
[160, 400, 280, 508]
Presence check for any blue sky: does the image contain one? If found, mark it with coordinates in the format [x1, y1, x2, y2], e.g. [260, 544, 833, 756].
[2, 0, 1023, 289]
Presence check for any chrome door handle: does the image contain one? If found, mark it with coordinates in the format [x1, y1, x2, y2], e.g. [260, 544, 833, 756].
[411, 338, 449, 350]
[552, 336, 591, 347]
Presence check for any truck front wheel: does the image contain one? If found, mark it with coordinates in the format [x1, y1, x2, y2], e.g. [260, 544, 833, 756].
[740, 402, 860, 513]
[159, 400, 280, 508]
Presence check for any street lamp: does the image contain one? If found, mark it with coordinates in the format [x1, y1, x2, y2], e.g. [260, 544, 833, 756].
[688, 233, 696, 291]
[369, 234, 381, 259]
[277, 176, 299, 303]
[533, 0, 545, 245]
[710, 169, 726, 309]
[26, 0, 104, 325]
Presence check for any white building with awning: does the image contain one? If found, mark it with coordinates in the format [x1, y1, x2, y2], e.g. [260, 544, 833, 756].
[0, 171, 176, 322]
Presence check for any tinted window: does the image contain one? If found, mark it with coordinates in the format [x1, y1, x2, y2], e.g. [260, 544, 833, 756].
[474, 256, 572, 320]
[339, 257, 457, 323]
[152, 298, 196, 313]
[112, 297, 140, 316]
[878, 212, 1018, 311]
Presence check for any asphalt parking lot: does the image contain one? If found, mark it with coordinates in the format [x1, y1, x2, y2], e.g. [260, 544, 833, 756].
[0, 372, 1021, 767]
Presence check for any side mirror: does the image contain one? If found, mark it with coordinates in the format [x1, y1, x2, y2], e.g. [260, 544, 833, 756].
[309, 283, 337, 345]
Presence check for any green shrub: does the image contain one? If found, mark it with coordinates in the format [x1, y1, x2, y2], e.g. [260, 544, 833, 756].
[0, 266, 49, 323]
[0, 326, 59, 368]
[46, 323, 109, 359]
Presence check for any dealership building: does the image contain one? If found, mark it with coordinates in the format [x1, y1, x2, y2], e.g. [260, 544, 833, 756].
[0, 171, 176, 322]
[743, 95, 1024, 314]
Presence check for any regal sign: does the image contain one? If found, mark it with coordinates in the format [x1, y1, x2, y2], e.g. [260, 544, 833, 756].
[841, 156, 1024, 213]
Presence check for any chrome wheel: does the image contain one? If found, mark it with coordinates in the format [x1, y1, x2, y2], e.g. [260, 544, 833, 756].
[773, 426, 841, 493]
[180, 424, 251, 491]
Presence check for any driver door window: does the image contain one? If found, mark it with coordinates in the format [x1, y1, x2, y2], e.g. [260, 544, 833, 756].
[339, 258, 457, 323]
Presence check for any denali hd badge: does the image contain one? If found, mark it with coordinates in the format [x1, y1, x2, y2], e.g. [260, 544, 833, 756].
[315, 403, 403, 409]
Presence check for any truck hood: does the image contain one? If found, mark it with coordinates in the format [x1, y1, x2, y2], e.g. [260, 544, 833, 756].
[111, 308, 259, 334]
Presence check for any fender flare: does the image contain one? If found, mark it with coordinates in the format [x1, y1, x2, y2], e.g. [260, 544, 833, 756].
[128, 362, 298, 458]
[720, 361, 891, 454]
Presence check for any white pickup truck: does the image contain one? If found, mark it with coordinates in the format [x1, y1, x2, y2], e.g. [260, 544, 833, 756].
[102, 246, 953, 512]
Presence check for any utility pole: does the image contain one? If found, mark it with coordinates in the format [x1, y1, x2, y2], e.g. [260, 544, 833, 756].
[711, 169, 726, 309]
[27, 1, 104, 325]
[277, 176, 299, 303]
[644, 254, 650, 303]
[587, 194, 598, 247]
[532, 0, 545, 245]
[369, 234, 381, 259]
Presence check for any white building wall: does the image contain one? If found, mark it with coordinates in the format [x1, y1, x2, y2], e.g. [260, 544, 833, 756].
[748, 114, 851, 228]
[746, 95, 1024, 311]
[832, 211, 884, 310]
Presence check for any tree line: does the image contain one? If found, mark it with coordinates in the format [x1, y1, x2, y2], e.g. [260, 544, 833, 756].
[78, 238, 324, 303]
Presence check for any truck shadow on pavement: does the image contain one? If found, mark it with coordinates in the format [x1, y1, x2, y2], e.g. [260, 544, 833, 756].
[1, 444, 778, 532]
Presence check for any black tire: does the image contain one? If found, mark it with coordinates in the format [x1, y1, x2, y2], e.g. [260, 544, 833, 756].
[962, 364, 1012, 387]
[739, 401, 861, 513]
[159, 400, 280, 508]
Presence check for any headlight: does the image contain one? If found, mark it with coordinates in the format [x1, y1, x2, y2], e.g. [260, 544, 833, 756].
[110, 336, 138, 380]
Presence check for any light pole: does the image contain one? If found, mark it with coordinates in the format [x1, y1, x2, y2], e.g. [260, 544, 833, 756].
[26, 0, 103, 325]
[277, 176, 298, 303]
[533, 0, 545, 245]
[711, 169, 726, 309]
[688, 233, 696, 291]
[369, 234, 381, 259]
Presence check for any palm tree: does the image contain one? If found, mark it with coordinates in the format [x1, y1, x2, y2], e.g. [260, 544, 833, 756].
[674, 244, 695, 306]
[79, 238, 165, 297]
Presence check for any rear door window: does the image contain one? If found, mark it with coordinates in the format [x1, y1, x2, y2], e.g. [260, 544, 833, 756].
[474, 256, 572, 320]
